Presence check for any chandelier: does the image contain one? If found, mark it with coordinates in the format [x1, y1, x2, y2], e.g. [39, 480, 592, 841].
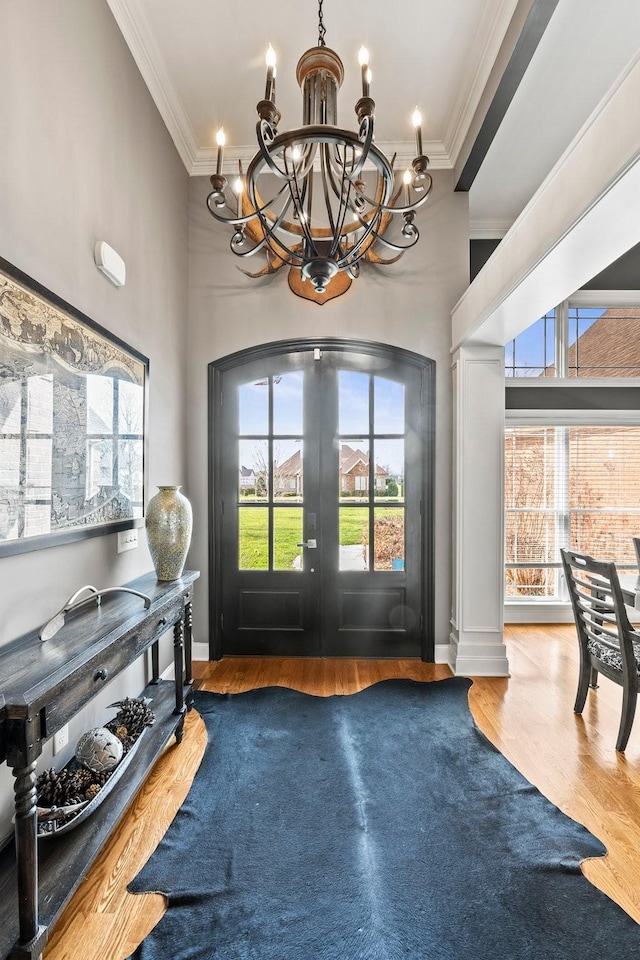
[206, 0, 432, 303]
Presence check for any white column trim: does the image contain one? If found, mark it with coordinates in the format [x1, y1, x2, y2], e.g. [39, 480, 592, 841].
[450, 346, 509, 676]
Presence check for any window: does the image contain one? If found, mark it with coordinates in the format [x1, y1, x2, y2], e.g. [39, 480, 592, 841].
[568, 307, 640, 377]
[505, 296, 640, 603]
[505, 304, 640, 378]
[506, 425, 640, 599]
[505, 312, 555, 377]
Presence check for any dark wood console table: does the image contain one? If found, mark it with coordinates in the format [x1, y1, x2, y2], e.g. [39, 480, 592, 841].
[0, 569, 199, 960]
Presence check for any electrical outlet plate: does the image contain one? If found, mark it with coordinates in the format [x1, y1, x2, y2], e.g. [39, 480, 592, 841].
[53, 725, 69, 755]
[117, 529, 139, 553]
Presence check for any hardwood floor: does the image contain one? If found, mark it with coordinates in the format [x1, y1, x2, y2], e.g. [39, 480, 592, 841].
[43, 625, 640, 959]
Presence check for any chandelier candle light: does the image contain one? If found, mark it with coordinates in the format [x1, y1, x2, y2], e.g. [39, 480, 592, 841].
[206, 0, 432, 300]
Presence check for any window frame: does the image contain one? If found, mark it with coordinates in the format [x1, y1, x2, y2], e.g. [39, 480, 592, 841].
[504, 291, 640, 614]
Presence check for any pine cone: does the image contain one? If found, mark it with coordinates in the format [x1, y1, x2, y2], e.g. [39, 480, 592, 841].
[92, 770, 111, 788]
[36, 768, 60, 807]
[115, 725, 128, 740]
[109, 698, 155, 738]
[52, 767, 94, 805]
[85, 783, 102, 801]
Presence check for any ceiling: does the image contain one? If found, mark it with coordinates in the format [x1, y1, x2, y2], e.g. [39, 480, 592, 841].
[106, 0, 640, 237]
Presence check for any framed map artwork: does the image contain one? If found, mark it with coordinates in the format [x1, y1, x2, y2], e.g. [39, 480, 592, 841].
[0, 257, 148, 557]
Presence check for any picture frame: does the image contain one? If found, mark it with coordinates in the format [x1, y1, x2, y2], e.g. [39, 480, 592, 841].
[0, 256, 148, 557]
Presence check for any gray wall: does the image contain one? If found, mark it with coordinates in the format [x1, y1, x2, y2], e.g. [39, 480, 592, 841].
[187, 171, 469, 655]
[0, 1, 188, 841]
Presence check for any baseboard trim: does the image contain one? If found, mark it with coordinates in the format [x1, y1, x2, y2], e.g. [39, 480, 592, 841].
[434, 643, 452, 665]
[192, 641, 209, 661]
[447, 631, 510, 677]
[453, 656, 511, 678]
[160, 662, 174, 681]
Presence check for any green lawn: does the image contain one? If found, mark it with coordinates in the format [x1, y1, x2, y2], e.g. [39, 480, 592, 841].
[238, 505, 403, 570]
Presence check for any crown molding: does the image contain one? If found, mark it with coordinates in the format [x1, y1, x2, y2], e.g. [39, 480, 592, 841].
[190, 140, 452, 178]
[470, 219, 513, 239]
[444, 0, 521, 166]
[106, 0, 198, 171]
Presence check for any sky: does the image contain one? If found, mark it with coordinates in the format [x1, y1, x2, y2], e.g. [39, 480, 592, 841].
[238, 368, 406, 474]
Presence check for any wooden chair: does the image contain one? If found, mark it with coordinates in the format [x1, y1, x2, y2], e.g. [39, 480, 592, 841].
[561, 548, 640, 752]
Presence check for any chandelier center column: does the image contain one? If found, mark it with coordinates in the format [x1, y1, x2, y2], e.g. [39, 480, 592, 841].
[296, 47, 344, 126]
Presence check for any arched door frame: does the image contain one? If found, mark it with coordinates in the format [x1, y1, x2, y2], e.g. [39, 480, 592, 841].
[208, 337, 435, 660]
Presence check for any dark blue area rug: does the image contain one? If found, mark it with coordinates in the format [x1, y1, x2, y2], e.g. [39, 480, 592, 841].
[126, 679, 639, 959]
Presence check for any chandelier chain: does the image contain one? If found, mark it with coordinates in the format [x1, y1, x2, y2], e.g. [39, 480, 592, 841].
[317, 0, 326, 47]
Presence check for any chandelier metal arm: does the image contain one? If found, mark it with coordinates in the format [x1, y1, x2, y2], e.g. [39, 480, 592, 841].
[376, 175, 433, 215]
[207, 176, 294, 235]
[342, 212, 386, 263]
[256, 121, 320, 184]
[208, 183, 310, 269]
[351, 111, 375, 179]
[320, 144, 347, 259]
[289, 160, 316, 257]
[261, 125, 380, 183]
[319, 142, 355, 215]
[364, 219, 421, 255]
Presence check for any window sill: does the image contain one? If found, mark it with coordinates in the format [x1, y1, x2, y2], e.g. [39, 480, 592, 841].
[505, 601, 640, 624]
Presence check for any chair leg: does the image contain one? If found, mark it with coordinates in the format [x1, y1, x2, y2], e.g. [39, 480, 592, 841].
[589, 667, 599, 689]
[574, 655, 591, 714]
[616, 685, 638, 752]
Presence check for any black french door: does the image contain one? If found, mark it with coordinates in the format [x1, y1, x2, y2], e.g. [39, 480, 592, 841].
[210, 340, 433, 659]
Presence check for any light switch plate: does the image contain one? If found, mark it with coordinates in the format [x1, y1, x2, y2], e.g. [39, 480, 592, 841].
[117, 529, 139, 553]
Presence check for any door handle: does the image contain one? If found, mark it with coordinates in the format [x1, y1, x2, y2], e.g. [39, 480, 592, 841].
[297, 539, 317, 549]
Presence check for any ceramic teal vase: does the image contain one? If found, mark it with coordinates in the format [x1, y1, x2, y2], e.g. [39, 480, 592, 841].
[145, 485, 193, 581]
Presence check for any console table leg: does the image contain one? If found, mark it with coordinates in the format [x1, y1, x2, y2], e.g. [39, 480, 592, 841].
[173, 618, 186, 743]
[184, 601, 194, 711]
[151, 640, 160, 684]
[13, 761, 40, 948]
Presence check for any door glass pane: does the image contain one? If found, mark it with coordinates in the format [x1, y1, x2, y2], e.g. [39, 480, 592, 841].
[274, 507, 303, 571]
[274, 371, 303, 435]
[374, 377, 404, 434]
[239, 439, 268, 500]
[339, 371, 369, 435]
[239, 379, 269, 435]
[239, 507, 268, 569]
[274, 440, 303, 501]
[339, 506, 369, 571]
[340, 439, 370, 502]
[373, 439, 404, 502]
[374, 507, 405, 571]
